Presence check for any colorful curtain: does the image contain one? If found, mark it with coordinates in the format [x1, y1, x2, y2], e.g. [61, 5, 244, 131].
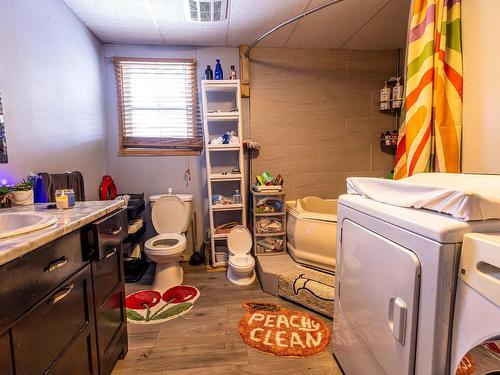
[394, 0, 463, 179]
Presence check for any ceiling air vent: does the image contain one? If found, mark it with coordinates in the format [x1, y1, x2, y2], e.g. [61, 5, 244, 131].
[186, 0, 228, 22]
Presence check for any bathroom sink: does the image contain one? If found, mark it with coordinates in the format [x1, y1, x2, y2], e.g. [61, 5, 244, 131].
[0, 212, 57, 239]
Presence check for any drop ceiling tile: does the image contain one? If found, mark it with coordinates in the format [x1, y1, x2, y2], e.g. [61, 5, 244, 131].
[285, 0, 391, 49]
[63, 0, 163, 43]
[62, 0, 409, 50]
[227, 0, 309, 47]
[147, 0, 229, 46]
[343, 0, 410, 50]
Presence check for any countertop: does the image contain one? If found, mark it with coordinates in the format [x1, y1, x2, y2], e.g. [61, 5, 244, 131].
[0, 200, 125, 266]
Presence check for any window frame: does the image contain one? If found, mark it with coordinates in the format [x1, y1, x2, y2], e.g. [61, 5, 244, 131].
[113, 57, 202, 157]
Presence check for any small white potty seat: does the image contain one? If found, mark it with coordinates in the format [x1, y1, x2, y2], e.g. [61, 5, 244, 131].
[227, 225, 256, 286]
[145, 195, 187, 290]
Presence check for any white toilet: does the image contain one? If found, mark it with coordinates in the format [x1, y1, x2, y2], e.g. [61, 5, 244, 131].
[145, 194, 192, 291]
[227, 225, 256, 286]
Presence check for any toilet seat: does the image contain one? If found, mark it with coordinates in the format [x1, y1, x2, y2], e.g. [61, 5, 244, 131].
[229, 254, 255, 271]
[145, 233, 186, 254]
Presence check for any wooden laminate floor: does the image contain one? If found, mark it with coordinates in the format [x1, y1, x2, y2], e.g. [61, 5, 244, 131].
[112, 263, 343, 375]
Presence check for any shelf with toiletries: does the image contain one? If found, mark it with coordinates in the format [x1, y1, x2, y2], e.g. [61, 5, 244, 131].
[380, 130, 398, 153]
[202, 78, 245, 267]
[253, 195, 285, 214]
[255, 215, 285, 235]
[255, 235, 286, 255]
[379, 77, 403, 112]
[251, 190, 286, 256]
[208, 129, 240, 150]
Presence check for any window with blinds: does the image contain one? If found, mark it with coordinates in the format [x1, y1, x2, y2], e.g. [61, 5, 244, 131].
[112, 57, 202, 156]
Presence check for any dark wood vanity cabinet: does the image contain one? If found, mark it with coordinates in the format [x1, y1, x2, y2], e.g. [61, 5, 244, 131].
[0, 208, 128, 375]
[86, 208, 128, 375]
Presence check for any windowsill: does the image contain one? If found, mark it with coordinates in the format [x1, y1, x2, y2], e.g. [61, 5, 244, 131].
[118, 148, 201, 157]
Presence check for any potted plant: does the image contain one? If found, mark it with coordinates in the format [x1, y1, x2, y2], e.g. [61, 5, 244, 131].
[0, 185, 12, 208]
[12, 179, 34, 206]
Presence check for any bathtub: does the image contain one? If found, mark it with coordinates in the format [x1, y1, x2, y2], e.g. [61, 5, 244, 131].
[286, 196, 337, 273]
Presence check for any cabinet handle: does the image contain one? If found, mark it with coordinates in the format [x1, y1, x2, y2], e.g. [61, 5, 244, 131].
[44, 256, 68, 273]
[108, 226, 122, 236]
[105, 247, 118, 259]
[49, 284, 74, 305]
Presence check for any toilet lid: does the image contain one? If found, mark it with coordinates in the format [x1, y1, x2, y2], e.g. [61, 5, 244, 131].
[151, 195, 186, 234]
[227, 225, 252, 255]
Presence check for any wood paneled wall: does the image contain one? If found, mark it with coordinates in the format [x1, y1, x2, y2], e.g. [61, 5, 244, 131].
[249, 47, 398, 200]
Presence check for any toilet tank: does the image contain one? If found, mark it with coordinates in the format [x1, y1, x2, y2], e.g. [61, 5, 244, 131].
[149, 193, 193, 233]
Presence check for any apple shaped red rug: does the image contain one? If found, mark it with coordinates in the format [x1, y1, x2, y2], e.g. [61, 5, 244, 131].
[238, 302, 330, 357]
[125, 285, 200, 324]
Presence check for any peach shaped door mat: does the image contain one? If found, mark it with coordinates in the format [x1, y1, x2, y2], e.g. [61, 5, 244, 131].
[238, 302, 331, 357]
[125, 285, 200, 324]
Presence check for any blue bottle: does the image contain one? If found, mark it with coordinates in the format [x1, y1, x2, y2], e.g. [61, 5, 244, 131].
[214, 59, 223, 80]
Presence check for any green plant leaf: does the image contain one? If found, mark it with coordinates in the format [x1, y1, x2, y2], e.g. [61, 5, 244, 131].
[127, 309, 145, 321]
[152, 302, 192, 320]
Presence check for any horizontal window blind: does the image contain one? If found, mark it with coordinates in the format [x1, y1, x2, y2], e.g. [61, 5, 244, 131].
[113, 57, 202, 153]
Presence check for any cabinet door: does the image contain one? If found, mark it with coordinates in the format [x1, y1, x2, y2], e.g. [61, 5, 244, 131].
[92, 243, 122, 306]
[0, 332, 13, 375]
[96, 284, 127, 375]
[47, 327, 95, 375]
[339, 219, 421, 375]
[92, 238, 127, 375]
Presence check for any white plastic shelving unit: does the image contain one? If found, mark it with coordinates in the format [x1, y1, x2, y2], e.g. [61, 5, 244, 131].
[202, 79, 246, 267]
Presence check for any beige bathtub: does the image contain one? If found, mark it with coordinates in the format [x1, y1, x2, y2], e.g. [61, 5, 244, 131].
[286, 196, 337, 273]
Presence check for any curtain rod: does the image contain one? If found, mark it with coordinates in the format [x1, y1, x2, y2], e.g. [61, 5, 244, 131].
[244, 0, 345, 57]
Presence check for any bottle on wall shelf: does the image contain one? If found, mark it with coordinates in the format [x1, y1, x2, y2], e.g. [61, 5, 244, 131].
[392, 77, 403, 109]
[229, 65, 237, 80]
[214, 59, 223, 80]
[204, 65, 213, 80]
[379, 81, 391, 111]
[233, 190, 242, 204]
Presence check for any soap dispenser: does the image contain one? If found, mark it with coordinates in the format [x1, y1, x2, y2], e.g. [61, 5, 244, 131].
[214, 59, 223, 80]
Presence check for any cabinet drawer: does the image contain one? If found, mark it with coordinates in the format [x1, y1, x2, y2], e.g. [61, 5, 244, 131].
[90, 209, 127, 260]
[0, 230, 86, 330]
[12, 265, 93, 375]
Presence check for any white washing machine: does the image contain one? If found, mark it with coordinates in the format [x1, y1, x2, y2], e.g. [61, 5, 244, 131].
[451, 233, 500, 375]
[332, 194, 500, 375]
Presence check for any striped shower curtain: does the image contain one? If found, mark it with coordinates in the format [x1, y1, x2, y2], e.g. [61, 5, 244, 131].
[394, 0, 463, 179]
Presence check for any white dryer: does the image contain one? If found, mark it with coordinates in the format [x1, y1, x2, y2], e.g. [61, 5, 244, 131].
[332, 194, 500, 375]
[451, 233, 500, 375]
